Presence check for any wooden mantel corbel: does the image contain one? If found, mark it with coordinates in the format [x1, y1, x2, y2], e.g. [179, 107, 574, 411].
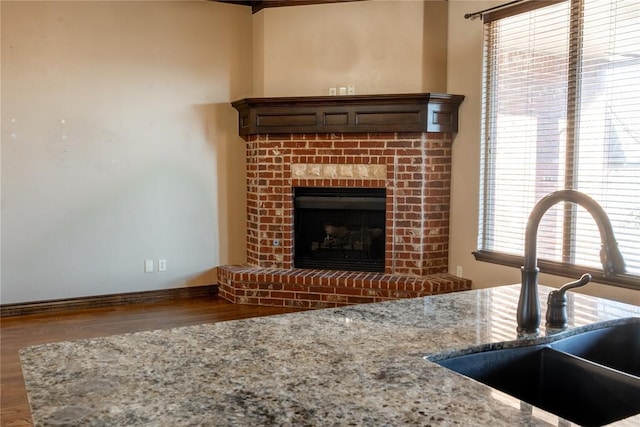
[231, 93, 465, 140]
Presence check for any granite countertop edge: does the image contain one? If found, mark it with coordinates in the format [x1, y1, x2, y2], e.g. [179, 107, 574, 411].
[19, 284, 640, 426]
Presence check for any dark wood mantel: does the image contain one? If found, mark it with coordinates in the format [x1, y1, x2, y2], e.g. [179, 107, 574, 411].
[231, 93, 465, 140]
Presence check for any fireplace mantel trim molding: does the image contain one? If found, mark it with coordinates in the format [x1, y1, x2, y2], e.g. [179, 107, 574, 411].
[231, 93, 465, 139]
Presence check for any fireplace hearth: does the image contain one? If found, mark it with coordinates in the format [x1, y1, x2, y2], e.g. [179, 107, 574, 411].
[294, 187, 385, 272]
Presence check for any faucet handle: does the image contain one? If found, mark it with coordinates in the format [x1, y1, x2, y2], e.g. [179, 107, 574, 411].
[545, 273, 592, 330]
[557, 273, 592, 294]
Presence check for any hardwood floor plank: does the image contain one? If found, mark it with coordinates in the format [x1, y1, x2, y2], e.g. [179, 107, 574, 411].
[0, 296, 304, 426]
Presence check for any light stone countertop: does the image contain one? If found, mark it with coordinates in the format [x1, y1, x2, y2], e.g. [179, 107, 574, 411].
[20, 284, 640, 426]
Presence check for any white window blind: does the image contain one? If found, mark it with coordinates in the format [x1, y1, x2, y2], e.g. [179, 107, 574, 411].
[477, 0, 640, 289]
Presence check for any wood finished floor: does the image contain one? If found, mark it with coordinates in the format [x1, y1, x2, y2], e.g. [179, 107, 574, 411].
[0, 296, 304, 426]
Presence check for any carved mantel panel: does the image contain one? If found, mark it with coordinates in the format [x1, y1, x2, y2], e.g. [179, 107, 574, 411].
[231, 93, 464, 139]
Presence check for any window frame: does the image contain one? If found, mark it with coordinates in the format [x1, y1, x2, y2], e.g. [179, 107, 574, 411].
[474, 0, 640, 291]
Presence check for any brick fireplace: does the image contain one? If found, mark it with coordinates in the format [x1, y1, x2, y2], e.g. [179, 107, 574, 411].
[217, 93, 472, 308]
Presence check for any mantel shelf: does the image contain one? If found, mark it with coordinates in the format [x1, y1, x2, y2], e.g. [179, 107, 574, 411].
[231, 93, 465, 140]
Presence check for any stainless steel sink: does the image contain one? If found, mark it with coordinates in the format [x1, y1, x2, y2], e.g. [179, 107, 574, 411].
[429, 321, 640, 426]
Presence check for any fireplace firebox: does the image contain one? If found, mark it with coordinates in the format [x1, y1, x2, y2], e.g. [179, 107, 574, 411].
[294, 187, 386, 272]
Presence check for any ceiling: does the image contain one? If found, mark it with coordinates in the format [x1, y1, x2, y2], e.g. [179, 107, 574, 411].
[215, 0, 365, 14]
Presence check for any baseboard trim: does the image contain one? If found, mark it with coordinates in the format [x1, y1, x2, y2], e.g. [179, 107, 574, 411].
[0, 285, 218, 317]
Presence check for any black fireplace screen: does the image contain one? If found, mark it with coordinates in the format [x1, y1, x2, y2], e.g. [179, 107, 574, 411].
[294, 187, 385, 272]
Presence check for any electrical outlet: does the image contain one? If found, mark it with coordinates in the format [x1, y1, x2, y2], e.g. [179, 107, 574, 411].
[456, 265, 463, 278]
[329, 87, 337, 96]
[144, 259, 154, 273]
[347, 85, 355, 95]
[158, 259, 167, 272]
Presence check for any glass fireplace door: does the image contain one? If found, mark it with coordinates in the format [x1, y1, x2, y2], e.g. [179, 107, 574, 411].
[294, 187, 385, 272]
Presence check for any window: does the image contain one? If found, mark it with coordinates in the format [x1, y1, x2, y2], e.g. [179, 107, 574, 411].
[476, 0, 640, 289]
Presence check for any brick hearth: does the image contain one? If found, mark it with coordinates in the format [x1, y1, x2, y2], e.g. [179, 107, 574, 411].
[217, 130, 472, 307]
[218, 266, 471, 309]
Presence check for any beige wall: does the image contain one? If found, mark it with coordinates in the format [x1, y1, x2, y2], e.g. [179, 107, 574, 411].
[447, 0, 639, 305]
[423, 0, 448, 92]
[1, 1, 252, 304]
[1, 0, 636, 306]
[254, 0, 447, 97]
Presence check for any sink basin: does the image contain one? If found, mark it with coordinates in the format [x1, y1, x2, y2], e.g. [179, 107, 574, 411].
[549, 322, 639, 376]
[431, 321, 640, 426]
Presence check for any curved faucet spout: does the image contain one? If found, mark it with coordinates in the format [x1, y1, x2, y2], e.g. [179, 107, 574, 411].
[523, 190, 626, 275]
[517, 190, 626, 335]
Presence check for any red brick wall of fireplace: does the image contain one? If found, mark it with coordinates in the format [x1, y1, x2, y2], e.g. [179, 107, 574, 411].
[245, 131, 453, 276]
[216, 130, 472, 308]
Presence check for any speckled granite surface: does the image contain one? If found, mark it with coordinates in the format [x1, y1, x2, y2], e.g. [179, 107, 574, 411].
[20, 285, 640, 426]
